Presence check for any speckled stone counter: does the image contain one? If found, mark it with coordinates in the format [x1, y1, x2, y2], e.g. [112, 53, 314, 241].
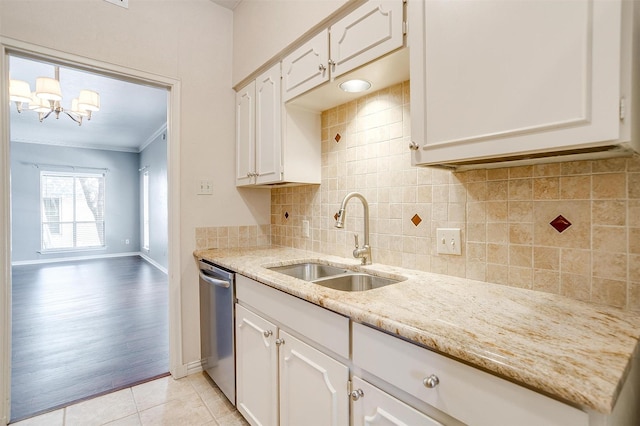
[194, 246, 640, 414]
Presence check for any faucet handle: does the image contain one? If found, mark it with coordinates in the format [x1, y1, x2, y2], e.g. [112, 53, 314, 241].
[354, 233, 359, 248]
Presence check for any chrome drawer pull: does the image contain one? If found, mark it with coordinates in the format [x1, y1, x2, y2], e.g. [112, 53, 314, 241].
[275, 338, 285, 346]
[423, 374, 440, 389]
[263, 330, 273, 338]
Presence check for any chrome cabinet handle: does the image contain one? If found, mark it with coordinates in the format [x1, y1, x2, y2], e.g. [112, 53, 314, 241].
[423, 374, 440, 388]
[319, 64, 326, 72]
[263, 330, 273, 338]
[350, 389, 364, 401]
[409, 141, 420, 151]
[275, 338, 285, 346]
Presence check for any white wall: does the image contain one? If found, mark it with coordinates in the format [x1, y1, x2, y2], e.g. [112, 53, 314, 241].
[232, 0, 350, 85]
[0, 0, 271, 404]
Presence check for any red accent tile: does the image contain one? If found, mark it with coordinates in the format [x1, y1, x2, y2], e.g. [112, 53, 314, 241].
[550, 215, 571, 233]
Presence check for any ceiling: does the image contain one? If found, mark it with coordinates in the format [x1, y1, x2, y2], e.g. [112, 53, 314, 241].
[9, 55, 168, 153]
[210, 0, 241, 10]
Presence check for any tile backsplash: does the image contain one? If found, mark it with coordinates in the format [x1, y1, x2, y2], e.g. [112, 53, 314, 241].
[271, 81, 640, 311]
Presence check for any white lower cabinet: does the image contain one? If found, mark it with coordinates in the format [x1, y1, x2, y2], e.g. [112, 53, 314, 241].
[235, 275, 350, 426]
[351, 376, 442, 426]
[279, 330, 349, 426]
[352, 322, 589, 426]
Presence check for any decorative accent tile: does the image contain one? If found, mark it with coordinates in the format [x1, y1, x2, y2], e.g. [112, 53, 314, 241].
[334, 212, 339, 221]
[334, 133, 341, 143]
[550, 215, 572, 233]
[411, 214, 422, 226]
[284, 212, 289, 219]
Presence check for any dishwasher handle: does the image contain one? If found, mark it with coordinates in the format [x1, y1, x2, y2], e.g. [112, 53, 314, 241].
[199, 270, 231, 288]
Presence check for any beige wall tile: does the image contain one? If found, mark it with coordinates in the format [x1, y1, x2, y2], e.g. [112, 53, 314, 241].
[509, 223, 533, 245]
[533, 177, 559, 200]
[560, 175, 591, 199]
[561, 248, 591, 276]
[630, 173, 640, 199]
[592, 252, 627, 281]
[533, 269, 560, 294]
[592, 200, 626, 226]
[592, 173, 626, 199]
[561, 161, 592, 176]
[487, 243, 508, 265]
[534, 246, 560, 271]
[592, 226, 627, 253]
[561, 273, 591, 302]
[509, 245, 532, 268]
[508, 179, 532, 200]
[591, 277, 626, 308]
[630, 228, 640, 254]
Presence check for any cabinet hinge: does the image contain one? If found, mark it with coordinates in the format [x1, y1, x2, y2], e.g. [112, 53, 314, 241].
[402, 20, 408, 35]
[347, 380, 352, 396]
[620, 97, 626, 121]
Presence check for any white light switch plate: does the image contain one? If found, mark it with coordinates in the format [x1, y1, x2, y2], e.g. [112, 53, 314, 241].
[436, 228, 462, 255]
[197, 179, 213, 195]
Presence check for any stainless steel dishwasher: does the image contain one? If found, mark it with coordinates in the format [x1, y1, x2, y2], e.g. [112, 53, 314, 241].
[199, 260, 235, 405]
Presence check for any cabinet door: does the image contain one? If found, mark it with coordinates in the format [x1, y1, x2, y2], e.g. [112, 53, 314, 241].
[351, 377, 443, 426]
[236, 81, 256, 186]
[282, 29, 329, 102]
[279, 331, 349, 426]
[330, 0, 404, 79]
[235, 304, 278, 426]
[255, 64, 282, 185]
[410, 0, 622, 165]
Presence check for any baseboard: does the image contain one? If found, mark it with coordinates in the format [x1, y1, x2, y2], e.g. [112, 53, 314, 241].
[139, 253, 168, 274]
[187, 360, 204, 376]
[11, 252, 142, 266]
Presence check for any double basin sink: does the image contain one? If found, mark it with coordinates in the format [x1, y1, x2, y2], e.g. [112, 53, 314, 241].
[268, 262, 404, 292]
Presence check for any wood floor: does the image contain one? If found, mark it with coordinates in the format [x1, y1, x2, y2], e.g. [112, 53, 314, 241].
[10, 256, 169, 422]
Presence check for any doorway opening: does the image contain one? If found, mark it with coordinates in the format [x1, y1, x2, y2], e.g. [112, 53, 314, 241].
[7, 52, 171, 422]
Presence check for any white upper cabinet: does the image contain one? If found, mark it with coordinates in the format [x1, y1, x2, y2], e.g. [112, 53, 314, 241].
[282, 30, 330, 103]
[255, 66, 282, 185]
[282, 0, 405, 103]
[236, 65, 281, 186]
[236, 63, 320, 187]
[409, 0, 637, 167]
[329, 0, 404, 79]
[235, 81, 255, 186]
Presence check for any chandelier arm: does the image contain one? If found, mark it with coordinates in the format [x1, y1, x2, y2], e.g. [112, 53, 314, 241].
[39, 110, 53, 122]
[63, 112, 83, 126]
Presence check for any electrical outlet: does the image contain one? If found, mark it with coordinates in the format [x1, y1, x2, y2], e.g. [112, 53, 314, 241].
[104, 0, 129, 9]
[436, 228, 462, 255]
[125, 239, 130, 245]
[198, 179, 213, 195]
[302, 220, 310, 238]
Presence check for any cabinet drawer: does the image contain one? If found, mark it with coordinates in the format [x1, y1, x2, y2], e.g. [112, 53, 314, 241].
[352, 323, 588, 426]
[237, 274, 350, 359]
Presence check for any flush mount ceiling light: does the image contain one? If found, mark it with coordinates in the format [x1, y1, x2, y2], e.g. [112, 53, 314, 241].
[9, 66, 100, 126]
[339, 79, 372, 93]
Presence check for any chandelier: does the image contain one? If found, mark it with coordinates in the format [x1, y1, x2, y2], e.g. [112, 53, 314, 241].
[9, 66, 100, 126]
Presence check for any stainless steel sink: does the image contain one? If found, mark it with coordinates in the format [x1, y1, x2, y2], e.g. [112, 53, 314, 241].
[313, 273, 401, 291]
[268, 262, 403, 292]
[268, 263, 349, 281]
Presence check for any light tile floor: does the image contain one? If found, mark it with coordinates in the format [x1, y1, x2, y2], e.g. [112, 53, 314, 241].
[11, 373, 249, 426]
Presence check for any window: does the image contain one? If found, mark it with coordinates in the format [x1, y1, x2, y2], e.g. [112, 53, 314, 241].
[40, 172, 105, 251]
[142, 171, 150, 251]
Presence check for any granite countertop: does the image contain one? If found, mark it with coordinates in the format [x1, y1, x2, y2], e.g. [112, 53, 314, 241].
[194, 246, 640, 414]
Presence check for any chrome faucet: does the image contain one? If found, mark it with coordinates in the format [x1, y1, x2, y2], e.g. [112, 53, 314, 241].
[335, 192, 371, 265]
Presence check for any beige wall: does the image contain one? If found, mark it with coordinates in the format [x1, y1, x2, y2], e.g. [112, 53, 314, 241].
[1, 0, 270, 369]
[232, 0, 350, 86]
[272, 81, 640, 311]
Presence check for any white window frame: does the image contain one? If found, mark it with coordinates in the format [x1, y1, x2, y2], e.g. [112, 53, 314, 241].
[40, 171, 106, 252]
[142, 170, 150, 251]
